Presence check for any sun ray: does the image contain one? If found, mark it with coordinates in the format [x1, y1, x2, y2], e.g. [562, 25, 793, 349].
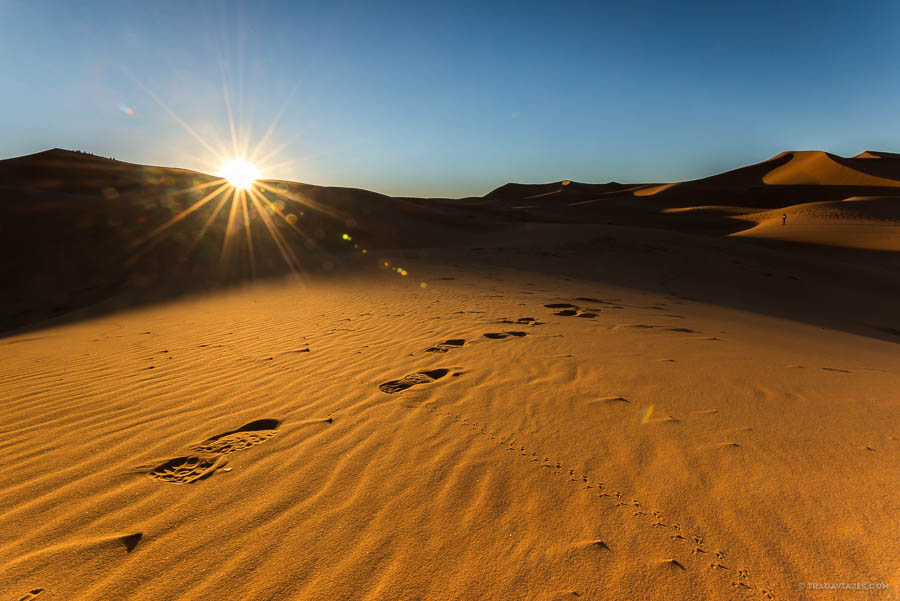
[220, 186, 243, 267]
[248, 187, 321, 255]
[139, 177, 224, 204]
[240, 189, 256, 278]
[254, 156, 302, 175]
[250, 134, 302, 172]
[253, 180, 344, 220]
[250, 135, 373, 187]
[235, 5, 249, 159]
[194, 187, 233, 242]
[246, 189, 298, 273]
[250, 185, 313, 242]
[128, 73, 227, 165]
[219, 59, 241, 159]
[248, 82, 301, 165]
[247, 100, 338, 168]
[246, 186, 302, 273]
[282, 135, 374, 170]
[124, 53, 330, 281]
[132, 180, 231, 248]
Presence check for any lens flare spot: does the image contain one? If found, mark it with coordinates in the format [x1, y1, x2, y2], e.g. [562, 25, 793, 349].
[641, 404, 655, 424]
[285, 213, 298, 225]
[420, 282, 427, 288]
[218, 158, 260, 190]
[342, 233, 351, 240]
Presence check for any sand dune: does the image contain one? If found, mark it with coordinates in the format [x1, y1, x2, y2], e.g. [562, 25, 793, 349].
[631, 150, 900, 213]
[731, 197, 900, 250]
[762, 151, 900, 187]
[1, 149, 898, 600]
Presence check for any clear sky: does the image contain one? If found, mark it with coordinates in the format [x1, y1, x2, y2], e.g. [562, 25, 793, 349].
[2, 1, 899, 197]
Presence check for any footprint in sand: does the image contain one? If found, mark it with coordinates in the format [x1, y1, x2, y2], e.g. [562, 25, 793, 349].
[483, 331, 527, 339]
[425, 339, 466, 353]
[193, 419, 282, 454]
[379, 368, 449, 393]
[148, 455, 228, 483]
[659, 558, 687, 571]
[516, 317, 543, 325]
[591, 396, 630, 405]
[146, 418, 301, 483]
[543, 303, 597, 318]
[498, 317, 544, 326]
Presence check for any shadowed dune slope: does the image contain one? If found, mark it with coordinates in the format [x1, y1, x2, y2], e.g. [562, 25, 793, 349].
[1, 147, 898, 336]
[0, 150, 509, 335]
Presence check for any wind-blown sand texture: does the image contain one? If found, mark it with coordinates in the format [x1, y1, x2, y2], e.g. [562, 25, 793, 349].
[1, 149, 898, 600]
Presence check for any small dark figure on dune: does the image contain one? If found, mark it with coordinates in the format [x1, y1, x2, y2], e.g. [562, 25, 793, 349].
[782, 213, 787, 225]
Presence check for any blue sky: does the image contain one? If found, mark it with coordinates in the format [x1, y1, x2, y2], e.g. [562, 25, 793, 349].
[1, 1, 899, 197]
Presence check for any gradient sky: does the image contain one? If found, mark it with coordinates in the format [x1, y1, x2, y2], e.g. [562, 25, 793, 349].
[2, 1, 899, 197]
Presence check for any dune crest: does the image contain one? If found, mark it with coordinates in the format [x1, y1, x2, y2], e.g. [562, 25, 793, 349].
[762, 150, 900, 186]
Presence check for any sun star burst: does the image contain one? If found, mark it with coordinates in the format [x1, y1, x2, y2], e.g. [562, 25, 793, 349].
[219, 158, 260, 190]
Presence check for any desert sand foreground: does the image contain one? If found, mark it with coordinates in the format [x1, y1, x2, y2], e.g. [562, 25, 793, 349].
[1, 149, 899, 600]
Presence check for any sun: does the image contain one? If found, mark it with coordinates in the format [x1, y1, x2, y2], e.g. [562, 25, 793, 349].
[219, 158, 260, 190]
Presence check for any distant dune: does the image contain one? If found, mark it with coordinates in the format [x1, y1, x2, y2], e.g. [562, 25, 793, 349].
[1, 147, 898, 335]
[763, 150, 900, 186]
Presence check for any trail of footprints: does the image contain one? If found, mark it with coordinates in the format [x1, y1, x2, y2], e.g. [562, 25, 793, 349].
[548, 298, 719, 339]
[421, 404, 774, 598]
[544, 303, 597, 318]
[376, 296, 775, 599]
[426, 339, 466, 353]
[26, 419, 325, 592]
[148, 418, 283, 483]
[421, 327, 535, 357]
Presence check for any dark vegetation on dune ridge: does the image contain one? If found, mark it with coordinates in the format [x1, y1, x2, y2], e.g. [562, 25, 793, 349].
[0, 147, 898, 339]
